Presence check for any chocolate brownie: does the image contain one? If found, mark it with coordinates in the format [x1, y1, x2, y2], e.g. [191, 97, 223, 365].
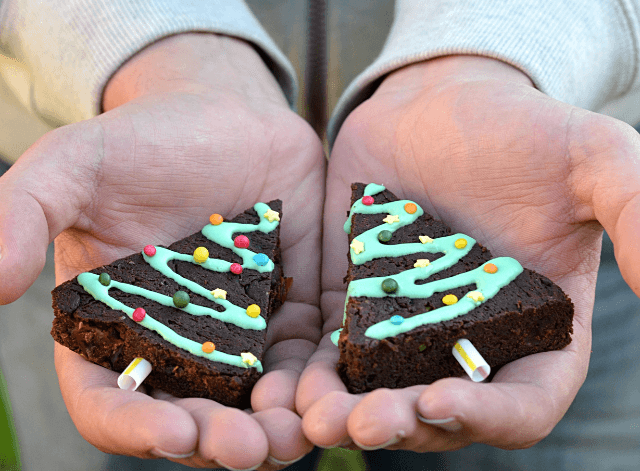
[52, 201, 288, 408]
[335, 183, 573, 393]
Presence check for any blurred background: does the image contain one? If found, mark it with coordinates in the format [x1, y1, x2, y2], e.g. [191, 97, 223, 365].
[2, 1, 640, 470]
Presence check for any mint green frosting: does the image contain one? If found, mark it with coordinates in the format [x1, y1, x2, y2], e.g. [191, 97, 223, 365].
[77, 202, 281, 372]
[333, 184, 524, 344]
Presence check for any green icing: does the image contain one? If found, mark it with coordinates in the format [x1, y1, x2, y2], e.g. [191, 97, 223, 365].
[333, 183, 524, 345]
[78, 272, 263, 372]
[77, 202, 281, 372]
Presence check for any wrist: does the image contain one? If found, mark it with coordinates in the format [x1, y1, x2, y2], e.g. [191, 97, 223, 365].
[102, 32, 287, 111]
[375, 55, 534, 100]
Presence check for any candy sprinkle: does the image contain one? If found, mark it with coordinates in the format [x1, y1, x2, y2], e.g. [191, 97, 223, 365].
[230, 263, 243, 275]
[253, 253, 269, 266]
[390, 315, 404, 325]
[419, 235, 433, 244]
[362, 195, 374, 206]
[442, 294, 458, 305]
[143, 245, 156, 257]
[383, 214, 400, 224]
[241, 352, 257, 366]
[173, 291, 190, 308]
[404, 202, 417, 214]
[209, 214, 223, 225]
[132, 308, 146, 322]
[484, 263, 498, 274]
[211, 288, 227, 300]
[454, 238, 468, 249]
[381, 278, 398, 294]
[378, 230, 392, 243]
[263, 209, 280, 223]
[193, 246, 209, 264]
[202, 341, 216, 353]
[350, 239, 365, 254]
[246, 304, 261, 318]
[467, 291, 485, 302]
[234, 235, 250, 249]
[98, 273, 111, 286]
[414, 259, 430, 268]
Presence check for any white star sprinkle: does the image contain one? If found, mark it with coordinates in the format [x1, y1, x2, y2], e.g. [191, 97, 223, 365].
[263, 209, 280, 223]
[467, 291, 485, 303]
[350, 239, 365, 254]
[383, 214, 400, 224]
[419, 235, 433, 244]
[414, 259, 430, 268]
[241, 352, 257, 366]
[211, 288, 227, 300]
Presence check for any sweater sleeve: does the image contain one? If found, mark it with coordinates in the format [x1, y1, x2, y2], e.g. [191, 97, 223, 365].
[0, 0, 297, 125]
[328, 0, 640, 144]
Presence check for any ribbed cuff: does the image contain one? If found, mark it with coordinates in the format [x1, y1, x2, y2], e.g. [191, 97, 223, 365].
[0, 0, 297, 124]
[328, 0, 640, 145]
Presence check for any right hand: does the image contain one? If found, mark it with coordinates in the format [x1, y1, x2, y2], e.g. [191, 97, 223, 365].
[0, 33, 324, 469]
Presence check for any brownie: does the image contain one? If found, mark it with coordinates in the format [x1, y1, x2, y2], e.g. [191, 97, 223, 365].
[336, 183, 573, 393]
[52, 201, 288, 408]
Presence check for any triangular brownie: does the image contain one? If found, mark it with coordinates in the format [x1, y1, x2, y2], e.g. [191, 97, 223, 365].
[52, 201, 287, 408]
[335, 183, 573, 393]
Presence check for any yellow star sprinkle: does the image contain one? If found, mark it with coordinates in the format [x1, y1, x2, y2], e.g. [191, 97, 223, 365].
[414, 259, 430, 268]
[350, 238, 365, 254]
[241, 352, 257, 366]
[467, 291, 485, 302]
[383, 214, 400, 224]
[263, 209, 280, 223]
[211, 288, 227, 300]
[419, 235, 433, 244]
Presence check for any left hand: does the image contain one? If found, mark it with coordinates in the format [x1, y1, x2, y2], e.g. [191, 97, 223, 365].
[297, 55, 640, 452]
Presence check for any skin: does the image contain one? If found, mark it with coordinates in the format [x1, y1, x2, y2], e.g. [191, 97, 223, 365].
[0, 33, 324, 469]
[297, 55, 640, 453]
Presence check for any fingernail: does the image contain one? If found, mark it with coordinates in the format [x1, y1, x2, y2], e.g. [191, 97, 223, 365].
[214, 459, 260, 471]
[151, 448, 195, 459]
[417, 415, 462, 432]
[318, 437, 353, 449]
[266, 454, 305, 466]
[353, 434, 401, 451]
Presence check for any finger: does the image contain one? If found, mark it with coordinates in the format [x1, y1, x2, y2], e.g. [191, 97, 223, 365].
[416, 348, 578, 449]
[0, 123, 102, 303]
[346, 386, 470, 452]
[54, 343, 198, 458]
[252, 407, 313, 466]
[301, 390, 362, 448]
[170, 397, 269, 469]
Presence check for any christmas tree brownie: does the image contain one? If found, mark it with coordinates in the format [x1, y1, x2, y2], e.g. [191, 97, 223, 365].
[51, 201, 288, 408]
[334, 183, 573, 393]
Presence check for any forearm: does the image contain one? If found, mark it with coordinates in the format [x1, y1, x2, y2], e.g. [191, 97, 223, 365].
[103, 33, 288, 111]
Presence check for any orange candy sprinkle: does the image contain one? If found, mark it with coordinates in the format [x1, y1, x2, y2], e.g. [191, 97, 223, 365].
[404, 203, 418, 214]
[209, 214, 223, 226]
[484, 263, 498, 274]
[202, 341, 216, 353]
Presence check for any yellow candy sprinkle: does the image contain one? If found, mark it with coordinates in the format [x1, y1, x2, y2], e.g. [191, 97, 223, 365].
[211, 288, 227, 300]
[484, 263, 498, 274]
[383, 214, 400, 224]
[193, 246, 209, 264]
[404, 203, 417, 214]
[350, 239, 365, 254]
[246, 304, 261, 318]
[241, 352, 257, 366]
[209, 214, 223, 225]
[467, 291, 485, 302]
[454, 238, 467, 249]
[263, 209, 280, 223]
[442, 294, 458, 305]
[419, 235, 433, 244]
[414, 259, 430, 268]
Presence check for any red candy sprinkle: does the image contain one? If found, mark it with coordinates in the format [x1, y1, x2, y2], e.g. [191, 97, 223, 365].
[230, 263, 243, 275]
[143, 245, 156, 257]
[362, 196, 374, 206]
[234, 235, 250, 249]
[132, 308, 146, 322]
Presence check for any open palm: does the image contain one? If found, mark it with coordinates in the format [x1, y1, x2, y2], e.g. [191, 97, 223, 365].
[298, 56, 640, 452]
[0, 35, 324, 469]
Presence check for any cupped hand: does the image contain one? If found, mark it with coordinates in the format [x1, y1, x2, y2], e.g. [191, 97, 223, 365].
[297, 55, 640, 452]
[0, 33, 324, 468]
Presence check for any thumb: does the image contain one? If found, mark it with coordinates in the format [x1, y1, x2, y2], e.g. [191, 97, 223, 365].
[566, 110, 640, 296]
[0, 122, 103, 304]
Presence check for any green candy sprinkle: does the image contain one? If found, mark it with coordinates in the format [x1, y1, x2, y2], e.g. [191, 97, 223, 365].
[377, 230, 392, 243]
[381, 278, 398, 294]
[98, 273, 111, 286]
[418, 344, 426, 352]
[173, 291, 190, 308]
